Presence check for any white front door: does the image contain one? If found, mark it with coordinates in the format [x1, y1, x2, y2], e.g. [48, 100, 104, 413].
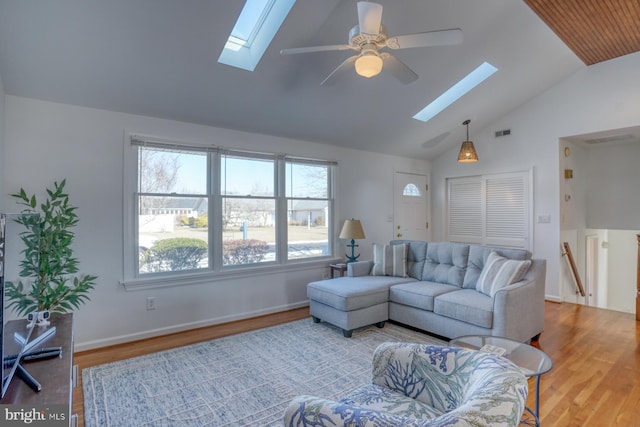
[394, 171, 429, 241]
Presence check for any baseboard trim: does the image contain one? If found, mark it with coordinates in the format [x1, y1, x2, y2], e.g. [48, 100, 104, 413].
[74, 300, 310, 351]
[545, 295, 563, 303]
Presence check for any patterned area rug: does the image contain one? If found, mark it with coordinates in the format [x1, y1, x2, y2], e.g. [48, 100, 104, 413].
[83, 319, 445, 427]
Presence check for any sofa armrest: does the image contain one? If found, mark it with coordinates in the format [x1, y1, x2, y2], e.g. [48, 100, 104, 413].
[371, 342, 527, 419]
[347, 260, 373, 277]
[284, 395, 434, 427]
[492, 259, 546, 342]
[283, 393, 525, 427]
[285, 343, 527, 426]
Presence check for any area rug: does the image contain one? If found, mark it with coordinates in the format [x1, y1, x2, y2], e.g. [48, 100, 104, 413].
[83, 319, 445, 427]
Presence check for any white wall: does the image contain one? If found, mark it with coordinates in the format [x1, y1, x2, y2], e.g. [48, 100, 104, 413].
[431, 51, 640, 302]
[0, 73, 4, 211]
[2, 96, 429, 350]
[605, 230, 636, 313]
[562, 139, 640, 312]
[585, 142, 640, 229]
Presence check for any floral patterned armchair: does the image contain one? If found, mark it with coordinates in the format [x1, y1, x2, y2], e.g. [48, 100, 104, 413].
[284, 342, 527, 427]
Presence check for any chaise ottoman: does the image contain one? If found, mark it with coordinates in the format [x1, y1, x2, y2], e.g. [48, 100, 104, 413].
[307, 275, 415, 337]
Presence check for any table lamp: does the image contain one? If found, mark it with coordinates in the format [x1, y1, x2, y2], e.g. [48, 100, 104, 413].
[339, 219, 366, 262]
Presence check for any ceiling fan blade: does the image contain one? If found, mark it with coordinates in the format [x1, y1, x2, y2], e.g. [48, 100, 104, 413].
[280, 44, 354, 55]
[321, 56, 358, 86]
[386, 28, 463, 50]
[357, 1, 383, 36]
[381, 53, 418, 84]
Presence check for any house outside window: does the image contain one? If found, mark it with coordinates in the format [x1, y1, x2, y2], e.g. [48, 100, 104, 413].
[125, 135, 336, 286]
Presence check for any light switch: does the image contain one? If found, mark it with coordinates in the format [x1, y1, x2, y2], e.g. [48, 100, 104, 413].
[537, 215, 551, 224]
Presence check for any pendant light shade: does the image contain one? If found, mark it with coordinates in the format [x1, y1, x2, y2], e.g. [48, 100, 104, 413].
[457, 119, 478, 163]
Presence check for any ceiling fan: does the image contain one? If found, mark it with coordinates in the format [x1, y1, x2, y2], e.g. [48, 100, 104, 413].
[280, 1, 463, 85]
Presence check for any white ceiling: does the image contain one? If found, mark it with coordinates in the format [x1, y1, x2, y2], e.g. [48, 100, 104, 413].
[0, 0, 585, 160]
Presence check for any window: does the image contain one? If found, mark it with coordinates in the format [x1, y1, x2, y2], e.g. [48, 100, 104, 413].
[402, 183, 421, 197]
[221, 153, 276, 265]
[413, 62, 498, 123]
[137, 147, 209, 274]
[125, 135, 335, 285]
[446, 170, 531, 249]
[286, 161, 331, 260]
[218, 0, 296, 71]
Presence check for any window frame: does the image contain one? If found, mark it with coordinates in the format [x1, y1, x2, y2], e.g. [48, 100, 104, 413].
[122, 133, 337, 290]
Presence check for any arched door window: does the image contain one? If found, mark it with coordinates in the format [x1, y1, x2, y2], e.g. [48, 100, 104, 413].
[402, 183, 421, 197]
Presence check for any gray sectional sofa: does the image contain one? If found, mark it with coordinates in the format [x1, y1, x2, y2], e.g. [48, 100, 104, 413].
[307, 240, 546, 343]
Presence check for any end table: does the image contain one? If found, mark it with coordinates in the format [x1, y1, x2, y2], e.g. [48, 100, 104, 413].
[329, 263, 347, 278]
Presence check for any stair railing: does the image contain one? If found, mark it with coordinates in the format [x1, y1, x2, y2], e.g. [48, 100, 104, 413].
[562, 242, 585, 297]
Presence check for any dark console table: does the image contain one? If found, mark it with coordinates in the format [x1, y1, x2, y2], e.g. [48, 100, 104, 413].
[1, 313, 76, 426]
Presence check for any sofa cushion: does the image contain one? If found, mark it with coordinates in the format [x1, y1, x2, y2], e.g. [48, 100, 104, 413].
[421, 243, 469, 287]
[307, 276, 415, 311]
[372, 243, 408, 277]
[475, 251, 532, 297]
[434, 289, 494, 328]
[463, 245, 531, 289]
[389, 281, 460, 311]
[390, 240, 427, 280]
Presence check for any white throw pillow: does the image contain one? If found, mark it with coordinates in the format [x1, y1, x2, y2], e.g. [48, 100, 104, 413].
[372, 243, 408, 277]
[476, 251, 531, 297]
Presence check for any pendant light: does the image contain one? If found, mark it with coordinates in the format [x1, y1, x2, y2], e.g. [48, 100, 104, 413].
[457, 119, 478, 163]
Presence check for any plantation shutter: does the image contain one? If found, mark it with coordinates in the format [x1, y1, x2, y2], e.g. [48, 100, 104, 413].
[448, 177, 483, 244]
[447, 171, 531, 249]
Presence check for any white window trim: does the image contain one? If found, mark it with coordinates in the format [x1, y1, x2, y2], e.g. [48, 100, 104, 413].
[122, 132, 338, 290]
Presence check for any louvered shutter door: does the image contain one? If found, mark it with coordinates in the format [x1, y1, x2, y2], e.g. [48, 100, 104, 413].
[484, 172, 529, 248]
[447, 177, 483, 244]
[446, 171, 530, 249]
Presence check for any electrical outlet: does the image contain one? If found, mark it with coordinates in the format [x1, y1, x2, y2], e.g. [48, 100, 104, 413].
[146, 297, 156, 310]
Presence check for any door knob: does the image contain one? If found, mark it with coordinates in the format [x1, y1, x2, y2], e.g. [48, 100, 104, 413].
[397, 233, 402, 237]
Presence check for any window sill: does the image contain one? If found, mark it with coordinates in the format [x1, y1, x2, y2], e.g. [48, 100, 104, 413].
[121, 258, 342, 291]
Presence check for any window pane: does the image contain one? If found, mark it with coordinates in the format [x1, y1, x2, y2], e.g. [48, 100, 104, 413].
[138, 195, 208, 274]
[139, 147, 207, 194]
[287, 199, 329, 259]
[221, 155, 274, 196]
[402, 183, 421, 196]
[286, 163, 328, 198]
[222, 198, 275, 265]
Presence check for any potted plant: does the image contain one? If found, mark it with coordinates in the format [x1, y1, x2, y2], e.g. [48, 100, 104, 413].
[5, 180, 97, 315]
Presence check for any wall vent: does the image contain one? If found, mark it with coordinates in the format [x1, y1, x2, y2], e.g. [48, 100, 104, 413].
[495, 129, 511, 137]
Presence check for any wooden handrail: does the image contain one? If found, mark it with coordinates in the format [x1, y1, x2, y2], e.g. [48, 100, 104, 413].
[563, 242, 585, 297]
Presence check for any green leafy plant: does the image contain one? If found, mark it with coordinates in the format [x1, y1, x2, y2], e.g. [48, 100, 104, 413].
[5, 180, 97, 315]
[141, 237, 208, 272]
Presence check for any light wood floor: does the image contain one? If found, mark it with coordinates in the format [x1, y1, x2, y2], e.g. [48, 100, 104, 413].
[73, 302, 640, 426]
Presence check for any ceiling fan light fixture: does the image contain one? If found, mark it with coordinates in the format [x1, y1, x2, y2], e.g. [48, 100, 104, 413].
[354, 50, 383, 78]
[457, 119, 478, 163]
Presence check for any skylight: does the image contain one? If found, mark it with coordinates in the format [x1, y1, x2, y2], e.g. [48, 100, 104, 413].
[218, 0, 296, 71]
[413, 62, 498, 123]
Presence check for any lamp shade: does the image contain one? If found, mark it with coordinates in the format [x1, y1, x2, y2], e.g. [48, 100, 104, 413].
[457, 140, 478, 162]
[354, 52, 383, 78]
[339, 219, 366, 240]
[457, 119, 478, 163]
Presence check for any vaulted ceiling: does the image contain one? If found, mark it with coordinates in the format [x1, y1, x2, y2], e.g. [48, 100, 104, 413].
[0, 1, 636, 160]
